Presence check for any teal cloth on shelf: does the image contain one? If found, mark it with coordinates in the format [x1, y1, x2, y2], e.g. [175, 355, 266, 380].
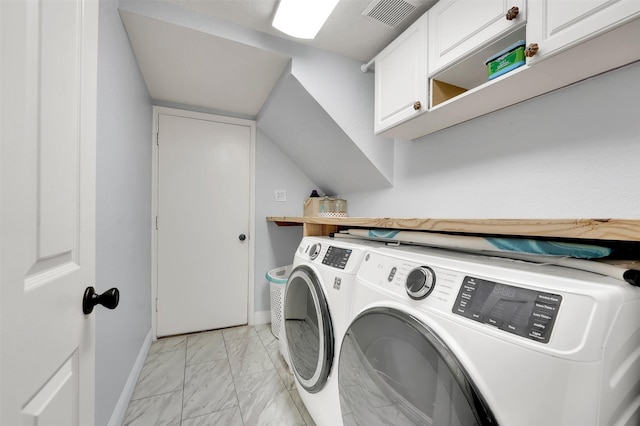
[368, 230, 401, 239]
[485, 238, 611, 258]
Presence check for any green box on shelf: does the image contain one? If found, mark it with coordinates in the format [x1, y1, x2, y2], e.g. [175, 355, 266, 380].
[485, 41, 526, 80]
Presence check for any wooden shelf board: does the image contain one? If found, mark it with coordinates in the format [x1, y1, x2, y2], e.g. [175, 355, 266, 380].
[266, 217, 640, 242]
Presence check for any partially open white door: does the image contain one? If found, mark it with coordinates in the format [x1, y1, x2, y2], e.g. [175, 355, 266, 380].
[1, 1, 98, 425]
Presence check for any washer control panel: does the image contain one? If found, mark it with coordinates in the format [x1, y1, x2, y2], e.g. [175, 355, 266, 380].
[452, 276, 562, 344]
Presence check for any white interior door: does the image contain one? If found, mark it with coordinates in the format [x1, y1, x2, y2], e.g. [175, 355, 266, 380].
[156, 113, 252, 337]
[1, 0, 98, 425]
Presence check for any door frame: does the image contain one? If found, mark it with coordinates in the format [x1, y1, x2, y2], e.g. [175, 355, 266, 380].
[150, 106, 256, 340]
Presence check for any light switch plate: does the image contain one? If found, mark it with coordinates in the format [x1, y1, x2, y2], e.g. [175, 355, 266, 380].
[274, 189, 287, 202]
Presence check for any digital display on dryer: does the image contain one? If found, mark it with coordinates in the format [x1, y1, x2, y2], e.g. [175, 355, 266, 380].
[453, 276, 562, 343]
[322, 246, 352, 269]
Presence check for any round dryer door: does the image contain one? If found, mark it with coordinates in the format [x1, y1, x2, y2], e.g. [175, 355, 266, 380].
[339, 307, 497, 426]
[283, 265, 334, 393]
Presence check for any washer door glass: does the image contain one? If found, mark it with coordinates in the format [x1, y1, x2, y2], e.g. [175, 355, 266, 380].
[339, 307, 497, 426]
[284, 265, 334, 393]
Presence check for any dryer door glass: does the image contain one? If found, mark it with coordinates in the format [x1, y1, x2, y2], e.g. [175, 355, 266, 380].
[284, 265, 334, 393]
[339, 307, 497, 426]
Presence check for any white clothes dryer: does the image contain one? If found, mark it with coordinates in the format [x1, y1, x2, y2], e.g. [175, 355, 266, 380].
[338, 244, 640, 426]
[280, 236, 384, 426]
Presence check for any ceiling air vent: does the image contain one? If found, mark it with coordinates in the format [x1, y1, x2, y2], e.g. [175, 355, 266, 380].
[362, 0, 423, 28]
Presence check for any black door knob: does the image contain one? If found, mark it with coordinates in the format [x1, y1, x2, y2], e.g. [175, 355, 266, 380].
[239, 234, 246, 241]
[83, 286, 120, 315]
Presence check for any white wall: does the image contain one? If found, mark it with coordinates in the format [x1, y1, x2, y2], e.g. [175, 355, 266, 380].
[343, 62, 640, 219]
[254, 130, 317, 312]
[96, 1, 153, 425]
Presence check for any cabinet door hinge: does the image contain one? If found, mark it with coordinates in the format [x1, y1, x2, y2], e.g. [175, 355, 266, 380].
[155, 216, 159, 230]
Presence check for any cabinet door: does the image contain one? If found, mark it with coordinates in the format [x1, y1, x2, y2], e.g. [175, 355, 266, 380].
[374, 15, 428, 134]
[428, 0, 526, 75]
[527, 0, 640, 63]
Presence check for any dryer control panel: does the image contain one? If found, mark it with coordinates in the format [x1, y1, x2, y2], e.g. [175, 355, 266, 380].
[453, 276, 562, 344]
[322, 246, 352, 269]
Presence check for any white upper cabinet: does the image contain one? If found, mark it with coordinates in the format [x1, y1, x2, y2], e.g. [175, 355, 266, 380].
[374, 14, 428, 133]
[527, 0, 640, 63]
[374, 0, 640, 140]
[428, 0, 526, 75]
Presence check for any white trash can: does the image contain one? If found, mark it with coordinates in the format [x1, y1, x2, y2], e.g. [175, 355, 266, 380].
[265, 265, 292, 339]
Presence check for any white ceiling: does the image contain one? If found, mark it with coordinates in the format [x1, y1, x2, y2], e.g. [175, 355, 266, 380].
[120, 10, 291, 116]
[120, 0, 436, 117]
[164, 0, 436, 62]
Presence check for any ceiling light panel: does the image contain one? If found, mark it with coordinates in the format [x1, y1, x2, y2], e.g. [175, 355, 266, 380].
[273, 0, 340, 39]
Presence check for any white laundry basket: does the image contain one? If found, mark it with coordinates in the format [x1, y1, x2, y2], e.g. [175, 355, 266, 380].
[265, 265, 292, 339]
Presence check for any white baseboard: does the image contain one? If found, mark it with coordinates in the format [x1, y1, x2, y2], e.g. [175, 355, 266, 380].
[254, 310, 271, 325]
[108, 328, 153, 426]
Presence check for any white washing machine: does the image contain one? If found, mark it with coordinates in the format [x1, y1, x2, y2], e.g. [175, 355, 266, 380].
[338, 244, 640, 426]
[280, 236, 384, 426]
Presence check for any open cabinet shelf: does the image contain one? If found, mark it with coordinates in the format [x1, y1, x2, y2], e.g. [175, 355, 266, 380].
[430, 27, 527, 107]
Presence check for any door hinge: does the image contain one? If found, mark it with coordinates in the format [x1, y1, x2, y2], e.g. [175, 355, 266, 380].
[155, 298, 158, 312]
[155, 216, 158, 230]
[156, 131, 159, 146]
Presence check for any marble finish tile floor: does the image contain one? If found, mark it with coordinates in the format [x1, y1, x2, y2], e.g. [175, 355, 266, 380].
[123, 324, 316, 426]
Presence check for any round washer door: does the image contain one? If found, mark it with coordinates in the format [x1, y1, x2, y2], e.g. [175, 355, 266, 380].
[283, 265, 334, 393]
[339, 307, 497, 426]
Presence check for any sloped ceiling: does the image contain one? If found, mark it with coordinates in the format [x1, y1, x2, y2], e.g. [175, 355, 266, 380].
[258, 73, 391, 195]
[119, 11, 290, 117]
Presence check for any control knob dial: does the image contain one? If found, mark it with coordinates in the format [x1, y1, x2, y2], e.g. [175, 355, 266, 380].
[405, 266, 436, 300]
[309, 243, 321, 260]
